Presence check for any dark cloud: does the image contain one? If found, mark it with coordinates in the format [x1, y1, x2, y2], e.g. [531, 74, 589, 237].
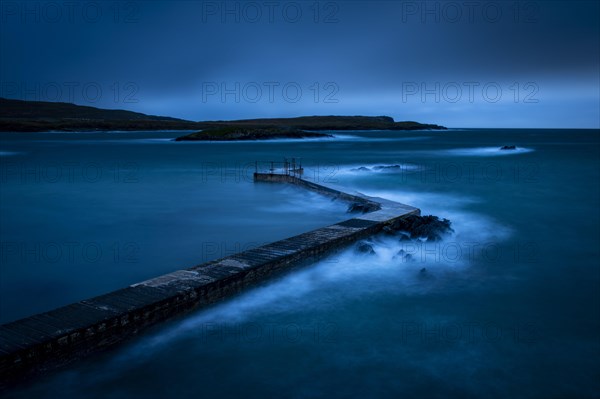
[1, 0, 598, 127]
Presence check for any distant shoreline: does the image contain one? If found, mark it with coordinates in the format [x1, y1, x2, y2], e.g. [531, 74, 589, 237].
[0, 98, 447, 137]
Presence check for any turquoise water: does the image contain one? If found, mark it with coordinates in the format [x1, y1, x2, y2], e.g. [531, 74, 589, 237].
[1, 129, 599, 398]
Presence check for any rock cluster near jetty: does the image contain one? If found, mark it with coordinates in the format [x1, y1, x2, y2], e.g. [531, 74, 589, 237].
[356, 242, 376, 255]
[385, 215, 454, 242]
[353, 215, 453, 258]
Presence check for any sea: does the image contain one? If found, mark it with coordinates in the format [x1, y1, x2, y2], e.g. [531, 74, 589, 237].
[0, 128, 599, 398]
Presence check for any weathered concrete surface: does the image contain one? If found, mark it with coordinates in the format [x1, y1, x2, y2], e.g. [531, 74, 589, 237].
[254, 173, 382, 210]
[0, 174, 419, 388]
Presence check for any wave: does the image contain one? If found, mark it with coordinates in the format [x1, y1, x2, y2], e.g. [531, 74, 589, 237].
[331, 134, 433, 142]
[361, 189, 512, 246]
[106, 187, 511, 370]
[117, 138, 174, 143]
[339, 163, 424, 175]
[255, 186, 348, 215]
[438, 146, 535, 157]
[0, 151, 21, 156]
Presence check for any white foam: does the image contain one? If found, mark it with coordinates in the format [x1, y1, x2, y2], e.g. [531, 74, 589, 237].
[438, 146, 535, 157]
[330, 134, 433, 142]
[336, 163, 425, 176]
[112, 188, 512, 366]
[368, 187, 509, 232]
[135, 138, 175, 143]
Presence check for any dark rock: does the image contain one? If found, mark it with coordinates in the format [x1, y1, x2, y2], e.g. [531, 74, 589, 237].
[395, 249, 414, 262]
[389, 215, 453, 242]
[500, 145, 517, 150]
[356, 242, 376, 255]
[418, 267, 435, 280]
[382, 226, 396, 235]
[397, 232, 412, 241]
[373, 164, 401, 170]
[351, 166, 371, 172]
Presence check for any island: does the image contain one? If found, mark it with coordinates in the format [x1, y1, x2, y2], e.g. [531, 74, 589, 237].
[174, 115, 446, 141]
[174, 126, 333, 141]
[184, 115, 446, 131]
[0, 98, 447, 139]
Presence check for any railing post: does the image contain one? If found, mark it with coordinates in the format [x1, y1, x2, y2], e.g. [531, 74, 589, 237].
[256, 159, 303, 177]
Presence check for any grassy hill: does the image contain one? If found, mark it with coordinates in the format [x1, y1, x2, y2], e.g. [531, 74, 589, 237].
[0, 98, 202, 132]
[0, 98, 446, 135]
[0, 98, 182, 121]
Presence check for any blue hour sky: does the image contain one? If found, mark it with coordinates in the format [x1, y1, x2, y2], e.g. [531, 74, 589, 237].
[1, 0, 598, 128]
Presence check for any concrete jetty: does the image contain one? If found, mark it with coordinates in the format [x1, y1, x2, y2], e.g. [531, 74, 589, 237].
[0, 166, 419, 387]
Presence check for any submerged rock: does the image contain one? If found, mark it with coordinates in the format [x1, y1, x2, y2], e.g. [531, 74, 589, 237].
[418, 267, 431, 280]
[418, 267, 436, 281]
[372, 164, 402, 170]
[500, 145, 517, 150]
[397, 231, 412, 241]
[382, 225, 396, 235]
[356, 242, 376, 255]
[388, 215, 453, 242]
[394, 249, 413, 262]
[351, 166, 371, 172]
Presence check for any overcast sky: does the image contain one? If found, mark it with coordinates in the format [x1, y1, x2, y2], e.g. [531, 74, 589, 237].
[1, 0, 598, 127]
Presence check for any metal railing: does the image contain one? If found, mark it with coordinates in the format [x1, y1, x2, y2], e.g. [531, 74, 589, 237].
[255, 157, 303, 177]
